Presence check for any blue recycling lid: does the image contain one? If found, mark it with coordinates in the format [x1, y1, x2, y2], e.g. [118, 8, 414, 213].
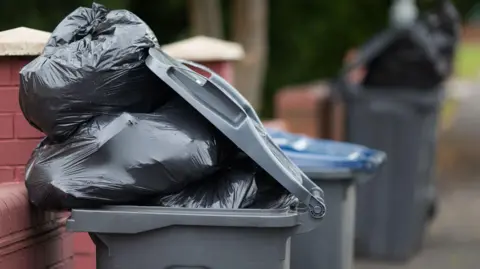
[267, 128, 386, 173]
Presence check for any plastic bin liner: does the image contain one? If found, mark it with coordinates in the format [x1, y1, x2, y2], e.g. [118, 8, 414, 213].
[154, 161, 258, 209]
[19, 2, 172, 141]
[248, 177, 299, 209]
[154, 156, 299, 210]
[362, 0, 460, 89]
[266, 128, 385, 173]
[25, 97, 233, 210]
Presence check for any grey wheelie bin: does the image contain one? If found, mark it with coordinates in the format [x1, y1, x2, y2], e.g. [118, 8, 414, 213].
[335, 10, 458, 260]
[67, 48, 326, 269]
[345, 85, 443, 262]
[346, 84, 443, 262]
[268, 129, 385, 269]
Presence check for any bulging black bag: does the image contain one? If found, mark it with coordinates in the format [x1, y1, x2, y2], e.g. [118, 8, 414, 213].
[156, 166, 259, 209]
[19, 3, 171, 141]
[25, 98, 233, 210]
[248, 177, 299, 209]
[155, 156, 299, 210]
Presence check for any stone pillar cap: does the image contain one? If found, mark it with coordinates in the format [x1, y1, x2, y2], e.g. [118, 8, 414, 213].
[162, 35, 245, 62]
[0, 27, 51, 56]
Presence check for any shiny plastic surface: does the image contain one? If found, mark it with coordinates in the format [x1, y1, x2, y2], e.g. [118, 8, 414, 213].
[155, 161, 259, 209]
[25, 97, 232, 210]
[154, 156, 299, 210]
[19, 3, 171, 141]
[249, 178, 299, 209]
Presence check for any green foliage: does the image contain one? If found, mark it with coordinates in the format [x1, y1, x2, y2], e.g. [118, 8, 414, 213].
[0, 0, 130, 32]
[0, 0, 477, 117]
[262, 0, 390, 117]
[261, 0, 478, 117]
[128, 0, 189, 45]
[455, 44, 480, 78]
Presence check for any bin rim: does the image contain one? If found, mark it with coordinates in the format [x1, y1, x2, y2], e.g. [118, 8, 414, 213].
[284, 150, 386, 172]
[67, 205, 317, 234]
[302, 167, 354, 180]
[267, 128, 386, 174]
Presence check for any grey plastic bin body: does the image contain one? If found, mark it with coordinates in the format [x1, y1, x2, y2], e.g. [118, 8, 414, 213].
[291, 169, 356, 269]
[68, 206, 315, 269]
[345, 86, 443, 261]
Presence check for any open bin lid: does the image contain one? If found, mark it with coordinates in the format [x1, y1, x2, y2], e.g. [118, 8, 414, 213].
[267, 128, 386, 179]
[145, 48, 325, 220]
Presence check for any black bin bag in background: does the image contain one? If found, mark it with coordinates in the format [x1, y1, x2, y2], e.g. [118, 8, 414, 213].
[25, 97, 233, 210]
[19, 2, 172, 141]
[362, 0, 460, 89]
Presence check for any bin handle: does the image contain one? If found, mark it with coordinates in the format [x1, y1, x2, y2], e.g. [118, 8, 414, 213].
[178, 59, 263, 125]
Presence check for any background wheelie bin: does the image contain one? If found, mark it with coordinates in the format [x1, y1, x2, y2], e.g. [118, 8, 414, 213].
[335, 0, 459, 260]
[268, 128, 385, 269]
[67, 48, 326, 269]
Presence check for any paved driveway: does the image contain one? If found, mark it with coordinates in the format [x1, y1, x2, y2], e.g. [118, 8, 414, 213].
[356, 180, 480, 269]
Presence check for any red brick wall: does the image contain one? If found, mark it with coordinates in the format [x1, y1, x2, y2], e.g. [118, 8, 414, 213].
[462, 24, 480, 43]
[274, 81, 345, 140]
[0, 57, 44, 184]
[73, 234, 95, 269]
[272, 49, 365, 140]
[0, 57, 73, 269]
[0, 183, 73, 269]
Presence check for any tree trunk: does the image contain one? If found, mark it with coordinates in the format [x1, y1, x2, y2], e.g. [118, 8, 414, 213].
[232, 0, 269, 111]
[188, 0, 223, 38]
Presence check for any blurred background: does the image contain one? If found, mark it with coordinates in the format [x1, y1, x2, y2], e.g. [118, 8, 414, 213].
[0, 0, 478, 116]
[1, 1, 478, 170]
[1, 0, 480, 268]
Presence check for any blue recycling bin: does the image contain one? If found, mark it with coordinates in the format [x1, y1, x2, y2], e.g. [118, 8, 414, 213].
[267, 128, 385, 269]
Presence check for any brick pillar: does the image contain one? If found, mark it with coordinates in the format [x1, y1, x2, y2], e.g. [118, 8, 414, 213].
[0, 27, 73, 269]
[0, 56, 44, 183]
[162, 35, 245, 84]
[274, 81, 346, 140]
[273, 49, 365, 140]
[0, 27, 48, 183]
[462, 23, 480, 43]
[193, 61, 235, 84]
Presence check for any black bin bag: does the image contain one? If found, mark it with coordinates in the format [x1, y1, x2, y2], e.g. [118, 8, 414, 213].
[19, 2, 172, 141]
[155, 155, 299, 210]
[248, 178, 299, 209]
[155, 161, 259, 209]
[25, 97, 233, 210]
[362, 0, 460, 89]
